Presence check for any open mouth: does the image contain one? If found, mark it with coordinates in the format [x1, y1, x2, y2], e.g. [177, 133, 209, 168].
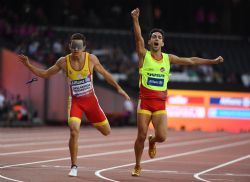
[154, 42, 159, 46]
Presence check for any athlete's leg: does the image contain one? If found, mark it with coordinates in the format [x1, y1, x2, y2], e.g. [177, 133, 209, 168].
[131, 112, 151, 176]
[68, 118, 81, 167]
[134, 113, 152, 166]
[84, 95, 111, 136]
[67, 96, 82, 177]
[94, 121, 111, 136]
[131, 99, 153, 176]
[147, 113, 167, 159]
[151, 113, 167, 143]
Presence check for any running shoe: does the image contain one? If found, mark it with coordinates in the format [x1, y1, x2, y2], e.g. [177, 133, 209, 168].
[148, 135, 156, 158]
[131, 165, 141, 177]
[68, 165, 78, 177]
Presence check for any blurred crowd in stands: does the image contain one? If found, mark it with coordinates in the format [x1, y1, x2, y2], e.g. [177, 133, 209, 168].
[0, 88, 43, 126]
[0, 89, 29, 125]
[1, 0, 249, 34]
[0, 0, 250, 90]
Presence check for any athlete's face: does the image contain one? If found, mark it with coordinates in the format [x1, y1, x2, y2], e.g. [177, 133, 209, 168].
[69, 40, 85, 56]
[148, 32, 164, 52]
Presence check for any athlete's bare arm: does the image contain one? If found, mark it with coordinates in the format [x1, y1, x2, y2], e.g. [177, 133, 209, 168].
[169, 54, 224, 65]
[90, 54, 130, 100]
[18, 54, 66, 78]
[131, 8, 147, 67]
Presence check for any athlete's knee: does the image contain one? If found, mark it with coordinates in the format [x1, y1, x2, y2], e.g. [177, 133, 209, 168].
[70, 130, 79, 139]
[137, 132, 147, 142]
[70, 127, 80, 138]
[97, 123, 111, 136]
[155, 134, 166, 143]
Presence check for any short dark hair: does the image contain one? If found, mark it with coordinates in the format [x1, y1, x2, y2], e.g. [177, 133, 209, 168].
[148, 28, 165, 40]
[70, 33, 86, 46]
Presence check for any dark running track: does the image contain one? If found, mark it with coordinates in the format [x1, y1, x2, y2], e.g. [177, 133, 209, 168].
[0, 126, 250, 182]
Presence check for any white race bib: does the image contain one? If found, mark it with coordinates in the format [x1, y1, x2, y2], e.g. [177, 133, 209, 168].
[71, 76, 93, 97]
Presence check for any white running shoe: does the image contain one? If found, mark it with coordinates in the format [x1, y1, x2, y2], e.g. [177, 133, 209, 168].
[68, 165, 78, 177]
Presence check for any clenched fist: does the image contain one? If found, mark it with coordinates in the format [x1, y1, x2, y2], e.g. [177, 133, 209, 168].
[213, 56, 224, 64]
[131, 8, 140, 19]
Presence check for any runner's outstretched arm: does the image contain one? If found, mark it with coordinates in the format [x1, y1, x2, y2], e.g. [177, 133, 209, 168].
[18, 54, 62, 78]
[91, 54, 130, 100]
[169, 54, 224, 65]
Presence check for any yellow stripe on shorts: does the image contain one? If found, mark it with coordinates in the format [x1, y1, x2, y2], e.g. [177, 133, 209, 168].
[68, 117, 81, 124]
[93, 119, 109, 127]
[137, 109, 152, 115]
[152, 110, 167, 115]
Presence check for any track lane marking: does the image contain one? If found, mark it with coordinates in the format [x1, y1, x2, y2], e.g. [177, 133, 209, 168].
[95, 140, 250, 182]
[1, 134, 249, 182]
[1, 133, 229, 155]
[194, 154, 250, 182]
[0, 136, 134, 148]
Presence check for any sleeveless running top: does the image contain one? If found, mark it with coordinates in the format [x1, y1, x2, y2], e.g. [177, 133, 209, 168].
[66, 52, 94, 97]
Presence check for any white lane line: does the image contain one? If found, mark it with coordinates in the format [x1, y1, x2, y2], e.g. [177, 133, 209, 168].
[0, 133, 182, 147]
[141, 170, 250, 177]
[205, 179, 233, 181]
[0, 141, 133, 156]
[0, 175, 23, 182]
[194, 154, 250, 182]
[0, 129, 139, 142]
[0, 133, 74, 142]
[0, 136, 133, 148]
[0, 149, 138, 182]
[40, 165, 179, 173]
[0, 132, 231, 146]
[1, 135, 249, 182]
[1, 140, 68, 148]
[94, 140, 250, 182]
[225, 173, 250, 177]
[0, 136, 67, 143]
[38, 165, 250, 177]
[142, 169, 178, 173]
[0, 134, 237, 182]
[0, 130, 137, 143]
[0, 149, 133, 169]
[0, 133, 243, 156]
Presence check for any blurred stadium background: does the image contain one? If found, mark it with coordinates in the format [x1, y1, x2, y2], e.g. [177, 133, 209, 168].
[0, 0, 250, 132]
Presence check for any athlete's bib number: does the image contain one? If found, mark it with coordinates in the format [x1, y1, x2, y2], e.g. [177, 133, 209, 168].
[147, 77, 164, 87]
[71, 77, 93, 97]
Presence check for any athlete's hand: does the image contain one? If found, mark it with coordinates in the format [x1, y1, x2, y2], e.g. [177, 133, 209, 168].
[131, 8, 140, 19]
[18, 54, 30, 67]
[118, 88, 130, 100]
[213, 56, 224, 64]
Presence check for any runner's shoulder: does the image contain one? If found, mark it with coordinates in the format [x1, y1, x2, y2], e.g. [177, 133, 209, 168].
[56, 56, 67, 69]
[88, 53, 99, 65]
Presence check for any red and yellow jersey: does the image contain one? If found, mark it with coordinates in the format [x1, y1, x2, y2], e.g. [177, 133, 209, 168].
[66, 52, 94, 97]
